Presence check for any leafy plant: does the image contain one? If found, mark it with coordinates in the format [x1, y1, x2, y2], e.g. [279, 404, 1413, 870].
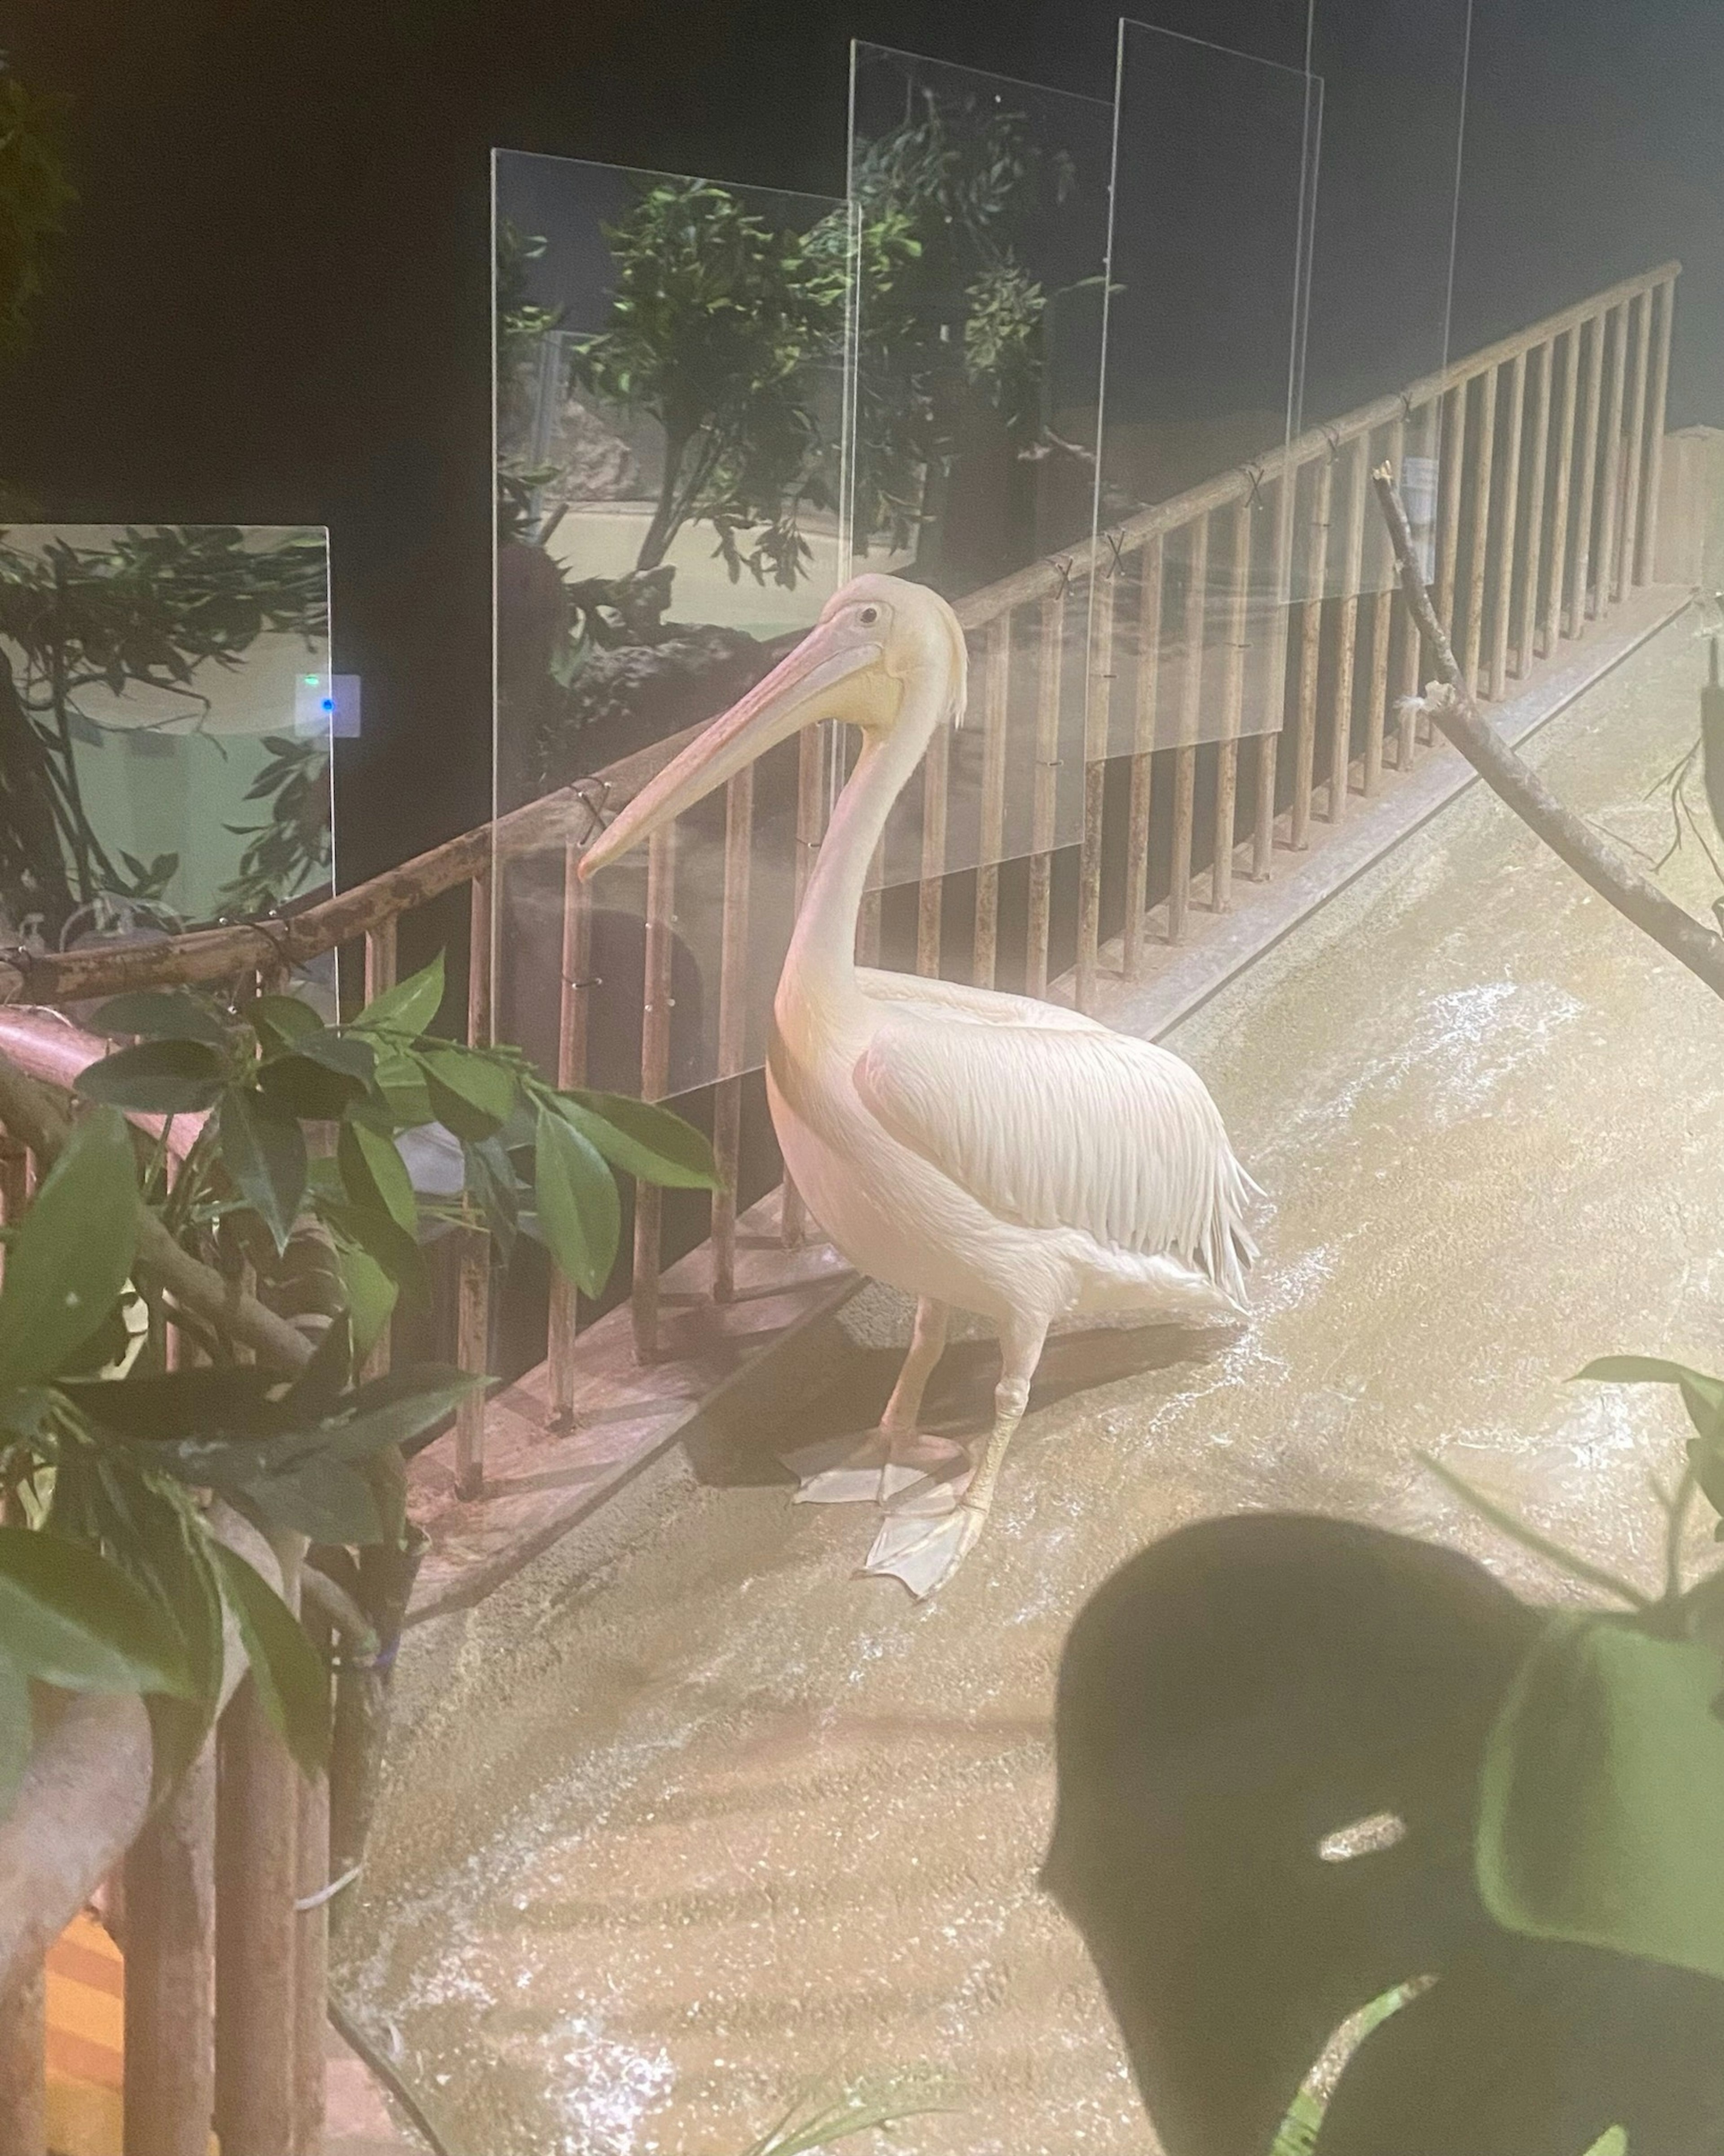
[0, 65, 75, 363]
[0, 524, 330, 942]
[1427, 1354, 1724, 1998]
[0, 954, 720, 1829]
[217, 730, 334, 920]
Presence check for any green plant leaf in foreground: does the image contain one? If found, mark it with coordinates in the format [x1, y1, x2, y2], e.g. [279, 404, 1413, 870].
[75, 1037, 229, 1114]
[88, 988, 232, 1049]
[0, 1524, 194, 1698]
[207, 1542, 331, 1777]
[218, 1085, 308, 1253]
[1478, 1614, 1724, 1985]
[351, 951, 446, 1041]
[558, 1086, 723, 1189]
[0, 1106, 140, 1389]
[533, 1104, 620, 1297]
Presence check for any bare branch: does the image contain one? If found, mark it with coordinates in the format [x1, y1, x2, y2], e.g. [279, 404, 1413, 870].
[1372, 465, 1724, 1004]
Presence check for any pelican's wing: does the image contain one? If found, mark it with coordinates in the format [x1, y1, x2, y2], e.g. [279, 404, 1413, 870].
[854, 1015, 1258, 1298]
[855, 966, 1104, 1033]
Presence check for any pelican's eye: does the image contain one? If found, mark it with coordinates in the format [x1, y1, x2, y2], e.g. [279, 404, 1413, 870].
[858, 605, 880, 625]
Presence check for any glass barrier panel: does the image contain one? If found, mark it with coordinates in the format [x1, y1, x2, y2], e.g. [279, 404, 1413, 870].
[492, 149, 845, 1098]
[845, 45, 1114, 888]
[0, 521, 334, 1007]
[1094, 25, 1315, 756]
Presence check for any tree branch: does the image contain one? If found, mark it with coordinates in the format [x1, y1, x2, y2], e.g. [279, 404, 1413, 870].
[0, 1050, 313, 1371]
[1372, 465, 1724, 1002]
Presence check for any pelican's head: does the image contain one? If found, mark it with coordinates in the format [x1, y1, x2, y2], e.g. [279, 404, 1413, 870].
[577, 573, 965, 881]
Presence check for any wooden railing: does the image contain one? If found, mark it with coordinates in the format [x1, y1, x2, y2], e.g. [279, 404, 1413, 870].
[0, 258, 1687, 2156]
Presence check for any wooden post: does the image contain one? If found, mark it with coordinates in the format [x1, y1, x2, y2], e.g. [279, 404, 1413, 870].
[294, 1762, 329, 2155]
[466, 863, 492, 1048]
[1026, 593, 1064, 997]
[1328, 439, 1369, 818]
[1124, 538, 1163, 967]
[1463, 366, 1499, 694]
[1078, 565, 1117, 1005]
[970, 617, 1011, 990]
[1292, 458, 1331, 849]
[453, 1228, 488, 1498]
[547, 848, 592, 1416]
[1567, 308, 1608, 637]
[1252, 462, 1297, 876]
[710, 766, 754, 1305]
[1616, 289, 1654, 602]
[216, 1677, 300, 2156]
[0, 1960, 46, 2156]
[1489, 351, 1527, 699]
[362, 918, 396, 1005]
[1435, 375, 1470, 637]
[1596, 300, 1631, 613]
[1516, 342, 1553, 671]
[1168, 511, 1209, 943]
[1638, 277, 1676, 585]
[1212, 500, 1253, 908]
[123, 1739, 217, 2156]
[915, 696, 950, 980]
[631, 823, 676, 1356]
[1544, 326, 1583, 646]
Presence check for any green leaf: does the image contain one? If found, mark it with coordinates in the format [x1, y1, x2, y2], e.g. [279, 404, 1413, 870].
[0, 1525, 194, 1698]
[558, 1089, 722, 1190]
[246, 993, 324, 1054]
[367, 1045, 436, 1131]
[1577, 1357, 1724, 1443]
[256, 1049, 368, 1122]
[294, 1031, 375, 1086]
[207, 1543, 330, 1777]
[352, 952, 446, 1041]
[338, 1120, 418, 1234]
[284, 1312, 353, 1423]
[0, 1652, 31, 1821]
[0, 1107, 141, 1389]
[88, 989, 231, 1050]
[75, 1038, 229, 1114]
[419, 1045, 518, 1142]
[318, 1368, 484, 1464]
[235, 1455, 384, 1546]
[1477, 1615, 1724, 1985]
[217, 1085, 308, 1254]
[533, 1105, 620, 1298]
[463, 1134, 519, 1262]
[61, 1365, 282, 1442]
[321, 1200, 431, 1310]
[333, 1238, 397, 1363]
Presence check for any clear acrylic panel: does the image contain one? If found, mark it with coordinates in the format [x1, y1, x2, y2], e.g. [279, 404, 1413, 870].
[0, 522, 334, 1001]
[1093, 25, 1316, 754]
[845, 45, 1114, 889]
[491, 150, 846, 1097]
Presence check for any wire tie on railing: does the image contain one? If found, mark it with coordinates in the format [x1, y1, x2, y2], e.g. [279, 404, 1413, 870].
[1046, 555, 1074, 599]
[1239, 461, 1265, 510]
[1103, 531, 1127, 576]
[295, 1865, 362, 1915]
[642, 998, 675, 1012]
[1320, 424, 1344, 463]
[565, 972, 602, 991]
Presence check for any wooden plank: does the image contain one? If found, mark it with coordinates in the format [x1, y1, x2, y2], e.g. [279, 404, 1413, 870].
[1490, 350, 1527, 698]
[1516, 342, 1553, 671]
[1567, 307, 1608, 637]
[970, 616, 1010, 989]
[1078, 567, 1117, 1005]
[1544, 326, 1582, 647]
[1123, 537, 1164, 967]
[1253, 463, 1297, 876]
[362, 919, 396, 1003]
[1213, 501, 1253, 907]
[547, 845, 593, 1416]
[293, 1759, 328, 2155]
[915, 694, 950, 979]
[1026, 593, 1064, 997]
[1463, 366, 1499, 694]
[1639, 277, 1676, 585]
[1596, 300, 1630, 614]
[1617, 288, 1654, 602]
[465, 864, 492, 1048]
[215, 1677, 298, 2156]
[1435, 376, 1469, 638]
[1292, 458, 1331, 848]
[630, 823, 676, 1360]
[1328, 439, 1369, 819]
[1168, 512, 1209, 943]
[710, 763, 755, 1305]
[454, 1230, 489, 1497]
[0, 1959, 46, 2156]
[123, 1740, 216, 2156]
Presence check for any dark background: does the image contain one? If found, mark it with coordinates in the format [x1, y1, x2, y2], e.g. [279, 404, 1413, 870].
[3, 0, 1720, 882]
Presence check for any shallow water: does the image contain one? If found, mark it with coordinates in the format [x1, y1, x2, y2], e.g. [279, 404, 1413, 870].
[341, 614, 1724, 2156]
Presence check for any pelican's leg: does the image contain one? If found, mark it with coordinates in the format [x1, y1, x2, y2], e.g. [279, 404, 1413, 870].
[782, 1296, 964, 1505]
[862, 1314, 1049, 1598]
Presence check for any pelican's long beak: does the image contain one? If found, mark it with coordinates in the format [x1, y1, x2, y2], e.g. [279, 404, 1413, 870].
[577, 617, 883, 880]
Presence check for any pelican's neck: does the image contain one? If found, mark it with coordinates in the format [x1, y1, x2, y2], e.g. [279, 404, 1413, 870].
[781, 687, 939, 1025]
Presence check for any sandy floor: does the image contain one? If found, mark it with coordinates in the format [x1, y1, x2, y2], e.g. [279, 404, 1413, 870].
[339, 611, 1724, 2156]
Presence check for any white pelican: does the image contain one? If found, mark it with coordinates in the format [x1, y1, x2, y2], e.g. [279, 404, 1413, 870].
[580, 574, 1259, 1595]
